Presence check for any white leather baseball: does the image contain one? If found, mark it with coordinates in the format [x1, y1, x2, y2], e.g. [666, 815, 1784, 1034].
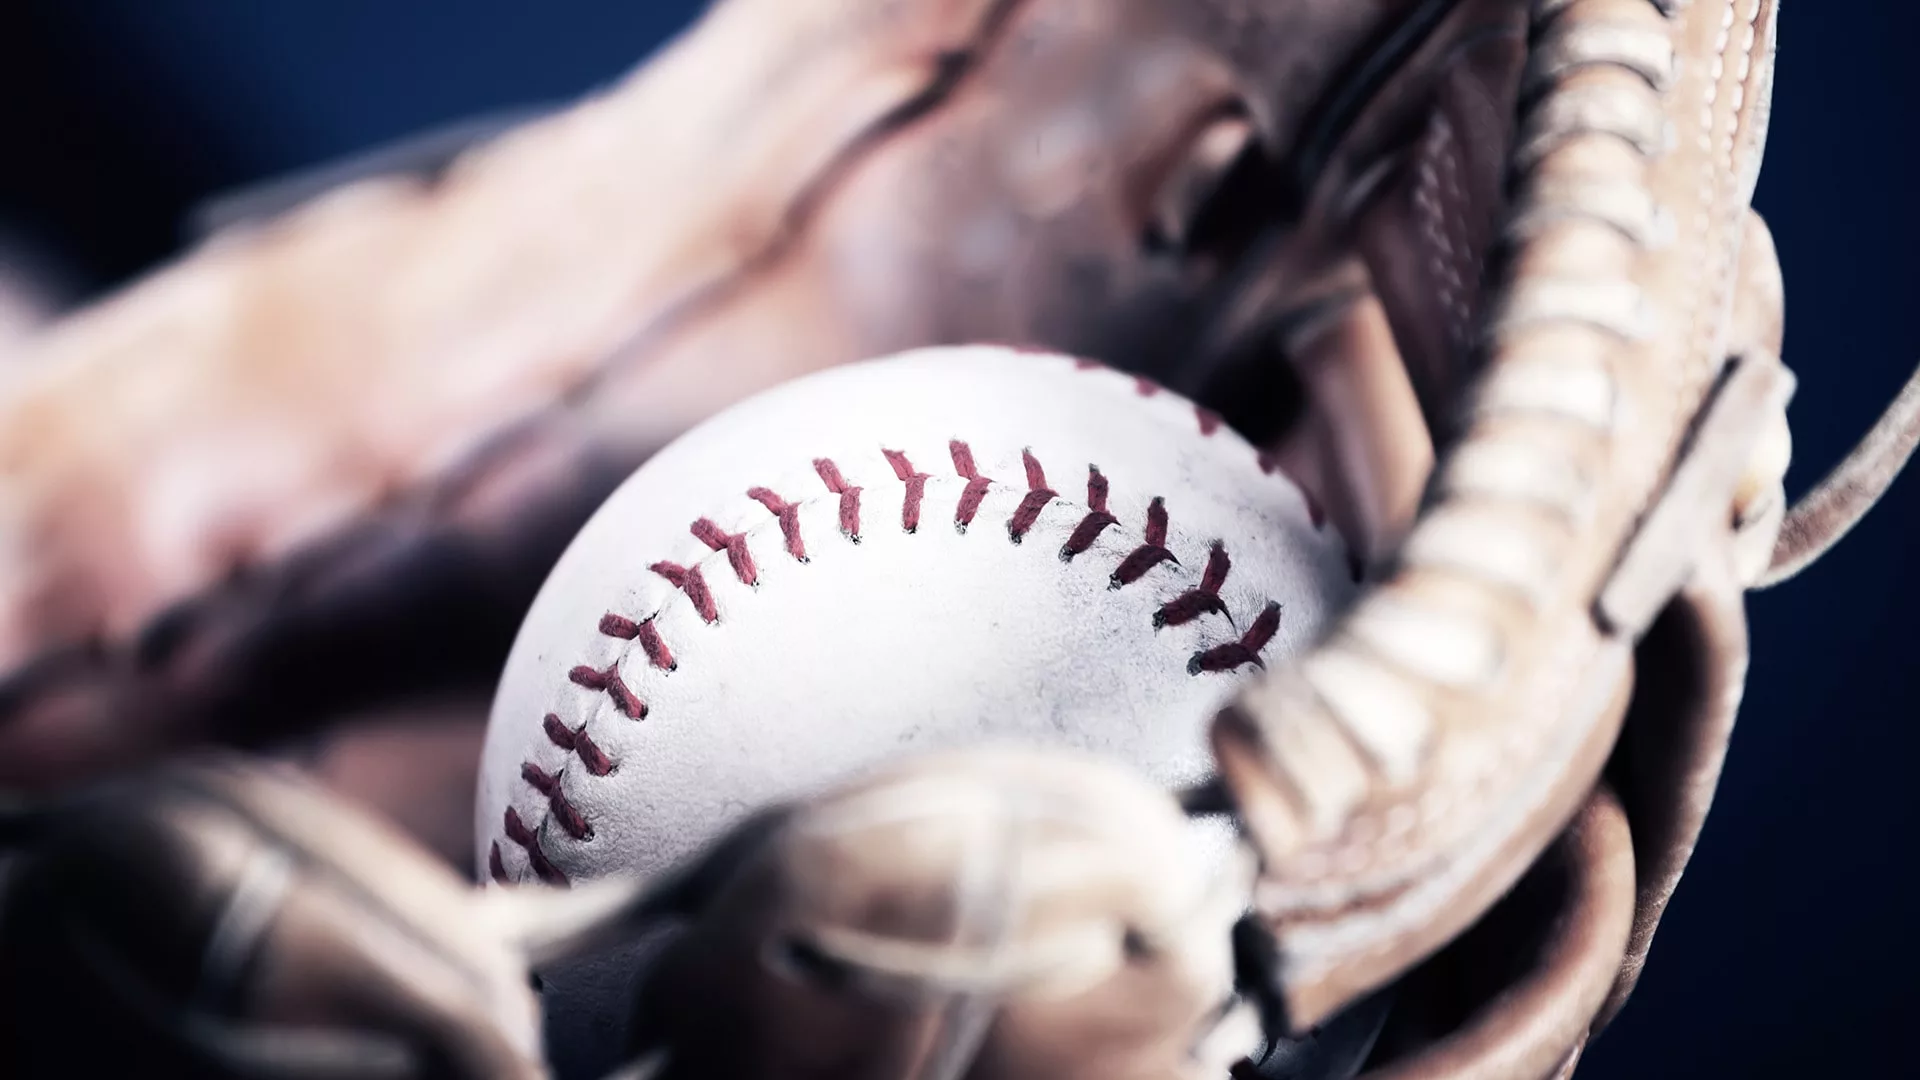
[477, 345, 1357, 888]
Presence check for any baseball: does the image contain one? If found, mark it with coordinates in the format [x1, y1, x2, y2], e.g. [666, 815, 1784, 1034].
[478, 345, 1358, 888]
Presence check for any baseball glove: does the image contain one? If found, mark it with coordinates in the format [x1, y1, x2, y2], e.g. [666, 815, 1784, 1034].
[1, 0, 1915, 1077]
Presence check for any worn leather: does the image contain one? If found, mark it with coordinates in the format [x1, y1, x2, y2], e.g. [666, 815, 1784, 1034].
[629, 748, 1261, 1080]
[0, 0, 1916, 1078]
[0, 0, 1521, 789]
[0, 756, 548, 1079]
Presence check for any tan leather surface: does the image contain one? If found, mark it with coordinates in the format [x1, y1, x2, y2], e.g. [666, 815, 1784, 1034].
[2, 1, 1914, 1077]
[632, 749, 1258, 1080]
[0, 0, 1524, 794]
[1360, 787, 1634, 1080]
[1211, 0, 1797, 1034]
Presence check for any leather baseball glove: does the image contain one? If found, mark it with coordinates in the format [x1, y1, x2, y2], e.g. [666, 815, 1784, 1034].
[1, 0, 1915, 1077]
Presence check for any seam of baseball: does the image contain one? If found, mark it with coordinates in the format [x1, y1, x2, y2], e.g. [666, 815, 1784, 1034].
[491, 361, 1332, 886]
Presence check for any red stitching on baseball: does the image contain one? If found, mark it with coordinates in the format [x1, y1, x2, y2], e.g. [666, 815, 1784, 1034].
[544, 712, 614, 776]
[600, 614, 673, 674]
[488, 842, 509, 885]
[631, 621, 670, 671]
[949, 440, 993, 531]
[1156, 542, 1232, 628]
[1061, 466, 1118, 560]
[692, 517, 758, 586]
[1112, 497, 1177, 585]
[650, 561, 718, 623]
[1081, 359, 1231, 439]
[522, 763, 593, 840]
[1007, 449, 1059, 543]
[883, 450, 930, 532]
[814, 458, 862, 540]
[504, 807, 568, 885]
[1085, 466, 1110, 514]
[1189, 601, 1283, 674]
[542, 711, 576, 749]
[747, 487, 809, 561]
[569, 663, 648, 719]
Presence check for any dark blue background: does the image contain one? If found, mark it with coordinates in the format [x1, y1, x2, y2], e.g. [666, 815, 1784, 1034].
[1, 3, 1911, 1076]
